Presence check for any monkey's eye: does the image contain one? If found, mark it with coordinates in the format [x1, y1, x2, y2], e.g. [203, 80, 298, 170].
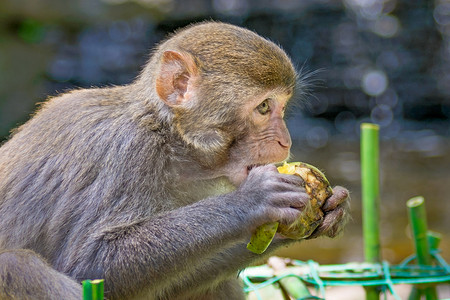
[256, 99, 271, 115]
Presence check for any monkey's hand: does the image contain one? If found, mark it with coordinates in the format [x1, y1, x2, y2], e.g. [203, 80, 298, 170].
[238, 165, 310, 236]
[306, 186, 350, 239]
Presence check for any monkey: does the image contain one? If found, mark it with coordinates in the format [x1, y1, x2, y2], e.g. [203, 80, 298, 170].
[0, 22, 350, 299]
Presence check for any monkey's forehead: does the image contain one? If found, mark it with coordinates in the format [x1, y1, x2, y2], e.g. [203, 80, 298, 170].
[160, 22, 298, 88]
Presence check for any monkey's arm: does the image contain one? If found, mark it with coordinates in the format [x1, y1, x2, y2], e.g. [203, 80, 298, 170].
[69, 185, 348, 299]
[0, 249, 82, 300]
[68, 194, 262, 299]
[156, 237, 293, 298]
[60, 165, 303, 298]
[161, 186, 350, 297]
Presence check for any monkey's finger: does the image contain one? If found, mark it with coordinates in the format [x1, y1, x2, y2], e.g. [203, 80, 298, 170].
[324, 205, 350, 238]
[272, 191, 309, 210]
[321, 186, 349, 212]
[276, 173, 305, 187]
[276, 207, 304, 226]
[306, 205, 349, 239]
[271, 181, 306, 194]
[251, 164, 278, 174]
[247, 164, 278, 180]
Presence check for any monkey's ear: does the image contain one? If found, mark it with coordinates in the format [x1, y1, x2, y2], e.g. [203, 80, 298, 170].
[156, 50, 199, 106]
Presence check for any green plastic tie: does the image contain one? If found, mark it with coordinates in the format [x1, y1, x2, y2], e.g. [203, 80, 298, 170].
[382, 261, 401, 300]
[307, 260, 325, 297]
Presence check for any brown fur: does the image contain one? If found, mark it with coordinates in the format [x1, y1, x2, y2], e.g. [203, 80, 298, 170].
[0, 22, 349, 299]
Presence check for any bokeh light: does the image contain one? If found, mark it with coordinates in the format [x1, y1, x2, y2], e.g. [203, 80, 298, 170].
[371, 104, 393, 127]
[370, 15, 400, 38]
[306, 126, 329, 149]
[362, 70, 388, 96]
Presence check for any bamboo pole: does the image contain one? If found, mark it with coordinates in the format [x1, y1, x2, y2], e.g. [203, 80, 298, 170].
[360, 123, 381, 300]
[268, 257, 314, 299]
[82, 280, 92, 300]
[407, 196, 438, 300]
[427, 230, 441, 250]
[278, 276, 312, 299]
[82, 279, 104, 300]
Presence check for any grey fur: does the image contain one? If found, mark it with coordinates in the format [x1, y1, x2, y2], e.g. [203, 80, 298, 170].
[0, 22, 348, 300]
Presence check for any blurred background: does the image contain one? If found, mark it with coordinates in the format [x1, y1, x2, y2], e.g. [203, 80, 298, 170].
[0, 0, 448, 266]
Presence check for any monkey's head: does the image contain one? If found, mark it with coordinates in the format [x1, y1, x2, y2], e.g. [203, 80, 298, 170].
[141, 22, 298, 185]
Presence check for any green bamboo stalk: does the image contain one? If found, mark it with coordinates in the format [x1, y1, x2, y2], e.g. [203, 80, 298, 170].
[408, 287, 421, 300]
[360, 123, 381, 300]
[92, 279, 104, 300]
[82, 280, 93, 300]
[278, 276, 312, 299]
[82, 279, 104, 300]
[427, 231, 441, 250]
[407, 196, 438, 300]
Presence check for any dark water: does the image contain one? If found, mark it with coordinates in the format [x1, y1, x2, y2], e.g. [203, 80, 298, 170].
[276, 138, 450, 265]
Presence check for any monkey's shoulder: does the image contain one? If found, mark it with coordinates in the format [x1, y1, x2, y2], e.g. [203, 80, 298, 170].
[43, 86, 129, 111]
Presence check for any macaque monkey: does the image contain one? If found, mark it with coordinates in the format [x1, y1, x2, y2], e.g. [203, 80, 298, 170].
[0, 22, 349, 299]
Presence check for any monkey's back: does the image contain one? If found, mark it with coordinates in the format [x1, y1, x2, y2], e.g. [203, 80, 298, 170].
[0, 86, 172, 269]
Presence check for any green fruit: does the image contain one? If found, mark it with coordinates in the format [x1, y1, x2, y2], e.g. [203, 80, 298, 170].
[246, 162, 333, 254]
[246, 222, 279, 254]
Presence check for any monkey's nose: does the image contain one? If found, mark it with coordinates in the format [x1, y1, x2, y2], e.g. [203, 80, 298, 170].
[278, 133, 292, 149]
[278, 140, 290, 149]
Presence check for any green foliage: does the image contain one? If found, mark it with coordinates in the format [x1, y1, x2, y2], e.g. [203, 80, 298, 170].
[17, 19, 45, 43]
